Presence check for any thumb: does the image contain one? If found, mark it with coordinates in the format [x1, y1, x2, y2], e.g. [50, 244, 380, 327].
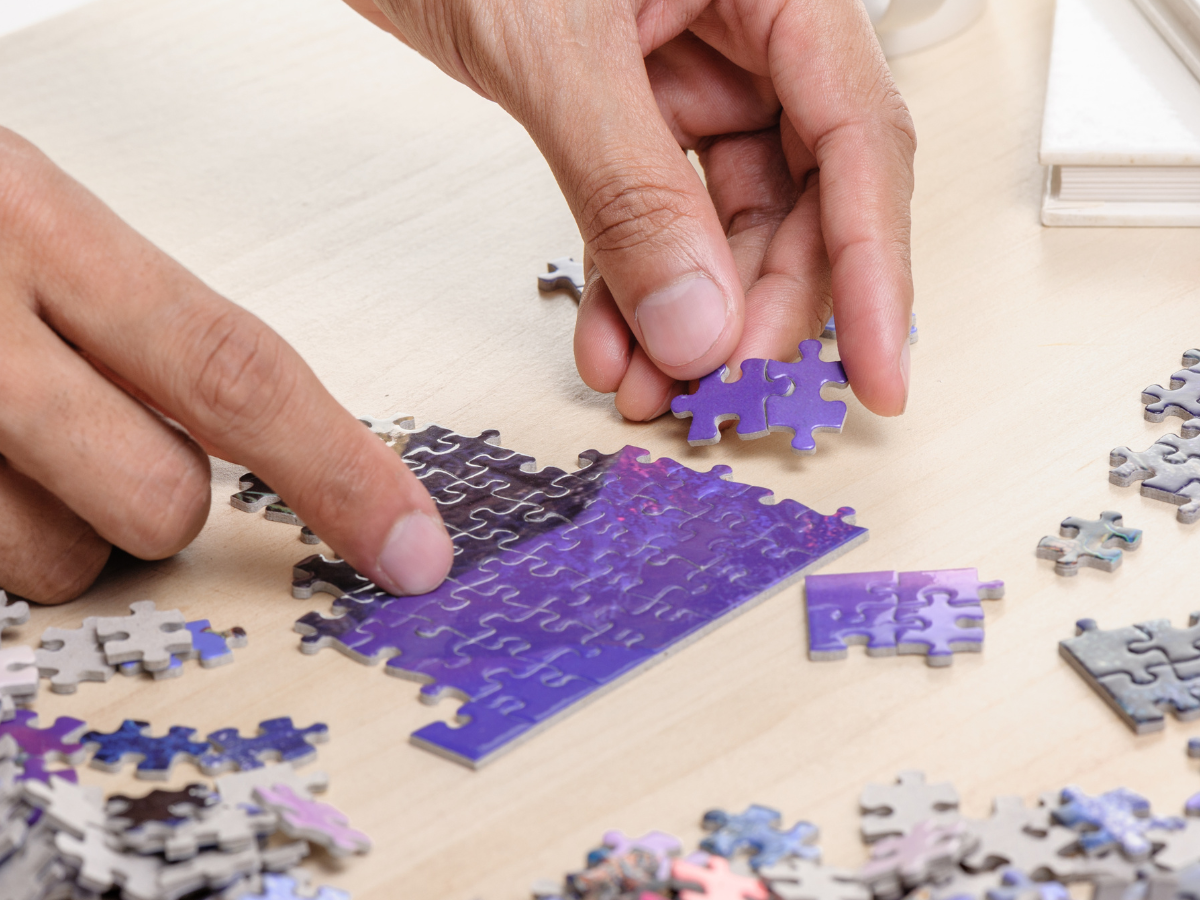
[520, 8, 743, 380]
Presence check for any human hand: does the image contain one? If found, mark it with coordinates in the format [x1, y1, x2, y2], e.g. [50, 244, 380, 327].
[0, 129, 452, 604]
[343, 0, 915, 420]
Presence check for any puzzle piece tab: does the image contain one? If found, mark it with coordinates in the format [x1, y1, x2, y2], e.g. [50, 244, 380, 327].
[1036, 512, 1141, 576]
[1110, 428, 1200, 524]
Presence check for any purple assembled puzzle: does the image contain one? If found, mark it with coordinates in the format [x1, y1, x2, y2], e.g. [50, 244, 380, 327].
[805, 569, 1004, 666]
[290, 425, 868, 767]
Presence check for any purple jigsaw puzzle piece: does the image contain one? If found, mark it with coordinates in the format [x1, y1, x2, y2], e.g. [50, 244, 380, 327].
[17, 756, 78, 785]
[805, 571, 901, 659]
[0, 711, 87, 763]
[198, 717, 328, 774]
[764, 340, 849, 454]
[295, 429, 867, 767]
[670, 359, 791, 444]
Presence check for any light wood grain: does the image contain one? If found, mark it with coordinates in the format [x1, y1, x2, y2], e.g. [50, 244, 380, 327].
[1, 0, 1199, 897]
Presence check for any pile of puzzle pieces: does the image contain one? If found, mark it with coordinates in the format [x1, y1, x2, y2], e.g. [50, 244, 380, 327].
[804, 569, 1005, 666]
[33, 601, 246, 695]
[0, 711, 362, 900]
[531, 770, 1200, 900]
[285, 424, 868, 768]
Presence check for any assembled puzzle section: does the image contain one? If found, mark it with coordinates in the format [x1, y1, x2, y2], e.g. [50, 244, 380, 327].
[1110, 426, 1200, 524]
[1059, 616, 1200, 733]
[671, 340, 849, 454]
[804, 570, 1005, 666]
[292, 424, 868, 768]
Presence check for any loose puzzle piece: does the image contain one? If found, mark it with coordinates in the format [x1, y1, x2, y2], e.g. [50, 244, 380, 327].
[0, 645, 39, 705]
[857, 820, 976, 900]
[1143, 351, 1200, 427]
[670, 340, 847, 453]
[756, 859, 870, 900]
[106, 783, 217, 830]
[1052, 786, 1182, 859]
[94, 601, 193, 671]
[292, 425, 868, 767]
[35, 617, 115, 693]
[0, 591, 29, 640]
[538, 257, 585, 300]
[231, 473, 320, 544]
[806, 570, 1003, 667]
[1110, 429, 1200, 524]
[252, 783, 371, 857]
[21, 775, 105, 838]
[764, 340, 850, 454]
[214, 762, 329, 808]
[1036, 512, 1141, 576]
[985, 869, 1069, 900]
[568, 847, 666, 898]
[700, 804, 820, 869]
[959, 796, 1081, 879]
[199, 717, 329, 774]
[82, 720, 211, 780]
[0, 711, 87, 763]
[672, 855, 770, 900]
[822, 313, 919, 345]
[242, 873, 350, 900]
[860, 771, 960, 843]
[588, 830, 683, 879]
[1060, 618, 1200, 733]
[670, 359, 791, 444]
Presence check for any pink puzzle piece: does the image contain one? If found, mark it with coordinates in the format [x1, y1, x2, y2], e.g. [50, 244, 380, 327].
[252, 783, 370, 857]
[672, 855, 769, 900]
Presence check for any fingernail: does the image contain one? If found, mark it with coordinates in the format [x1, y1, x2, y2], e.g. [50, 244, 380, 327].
[899, 340, 911, 413]
[636, 274, 728, 368]
[377, 512, 452, 595]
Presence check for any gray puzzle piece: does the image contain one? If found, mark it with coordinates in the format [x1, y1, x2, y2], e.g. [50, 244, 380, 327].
[757, 859, 870, 900]
[0, 820, 72, 900]
[1143, 351, 1200, 427]
[960, 796, 1081, 879]
[1036, 512, 1141, 576]
[1111, 432, 1200, 524]
[1059, 620, 1169, 685]
[858, 820, 976, 900]
[35, 617, 115, 694]
[21, 776, 105, 839]
[860, 771, 961, 843]
[1154, 817, 1200, 871]
[537, 257, 585, 300]
[1095, 663, 1200, 734]
[1128, 615, 1200, 678]
[0, 646, 38, 706]
[93, 601, 192, 671]
[0, 592, 29, 641]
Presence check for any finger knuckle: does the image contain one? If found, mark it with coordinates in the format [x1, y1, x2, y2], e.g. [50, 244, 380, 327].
[578, 164, 694, 256]
[121, 439, 210, 558]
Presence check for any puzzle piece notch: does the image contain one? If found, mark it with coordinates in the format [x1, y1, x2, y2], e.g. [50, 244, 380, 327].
[83, 719, 211, 780]
[757, 859, 870, 900]
[764, 340, 850, 454]
[1036, 512, 1142, 576]
[198, 717, 329, 774]
[671, 359, 791, 445]
[1110, 431, 1200, 524]
[35, 617, 116, 693]
[1142, 351, 1200, 426]
[538, 257, 585, 300]
[959, 796, 1083, 880]
[860, 771, 961, 843]
[252, 783, 371, 857]
[700, 804, 821, 869]
[94, 600, 193, 671]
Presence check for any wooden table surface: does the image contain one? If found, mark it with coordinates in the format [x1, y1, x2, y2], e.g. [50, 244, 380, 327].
[2, 0, 1199, 897]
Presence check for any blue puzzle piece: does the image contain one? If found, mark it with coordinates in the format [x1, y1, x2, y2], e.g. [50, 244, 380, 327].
[82, 720, 211, 779]
[198, 717, 328, 774]
[293, 427, 867, 768]
[700, 804, 820, 870]
[242, 874, 348, 900]
[1052, 786, 1182, 859]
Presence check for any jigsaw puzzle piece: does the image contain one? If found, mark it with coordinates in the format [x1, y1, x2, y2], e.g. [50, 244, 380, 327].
[860, 771, 961, 843]
[0, 645, 39, 707]
[243, 873, 350, 900]
[94, 600, 193, 671]
[1128, 614, 1200, 677]
[252, 783, 371, 857]
[1052, 786, 1182, 859]
[82, 720, 211, 780]
[35, 617, 115, 693]
[1110, 433, 1200, 524]
[672, 854, 770, 900]
[764, 340, 850, 454]
[1094, 663, 1200, 734]
[1059, 619, 1171, 685]
[198, 717, 328, 774]
[894, 570, 1000, 666]
[1143, 351, 1200, 425]
[805, 570, 900, 660]
[1036, 512, 1142, 575]
[0, 710, 87, 763]
[671, 358, 792, 445]
[0, 592, 29, 639]
[588, 830, 682, 879]
[700, 804, 821, 869]
[538, 257, 585, 299]
[857, 820, 975, 900]
[757, 859, 870, 900]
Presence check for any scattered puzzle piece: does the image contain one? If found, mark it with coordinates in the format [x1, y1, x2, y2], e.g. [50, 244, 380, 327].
[672, 854, 770, 900]
[1060, 618, 1200, 733]
[1143, 351, 1200, 427]
[94, 601, 192, 671]
[700, 804, 820, 869]
[21, 775, 105, 839]
[293, 425, 868, 767]
[985, 869, 1069, 900]
[231, 473, 320, 544]
[106, 783, 217, 830]
[1154, 816, 1200, 871]
[199, 718, 329, 774]
[860, 771, 960, 843]
[568, 847, 665, 898]
[757, 859, 870, 900]
[857, 820, 975, 900]
[959, 796, 1080, 879]
[1110, 429, 1200, 524]
[35, 618, 115, 693]
[1052, 786, 1182, 859]
[538, 257, 585, 299]
[588, 830, 682, 879]
[0, 711, 87, 763]
[1036, 512, 1141, 576]
[120, 799, 276, 861]
[252, 783, 371, 857]
[0, 645, 39, 706]
[82, 720, 211, 780]
[0, 591, 29, 640]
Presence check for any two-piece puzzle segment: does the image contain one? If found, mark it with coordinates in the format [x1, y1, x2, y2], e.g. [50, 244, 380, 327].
[1143, 350, 1200, 429]
[1059, 617, 1200, 733]
[805, 570, 1004, 667]
[292, 425, 867, 767]
[1036, 512, 1141, 576]
[1110, 427, 1200, 524]
[671, 341, 848, 454]
[700, 804, 820, 869]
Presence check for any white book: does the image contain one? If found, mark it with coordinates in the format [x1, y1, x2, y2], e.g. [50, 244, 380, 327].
[1040, 0, 1200, 225]
[1132, 0, 1200, 83]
